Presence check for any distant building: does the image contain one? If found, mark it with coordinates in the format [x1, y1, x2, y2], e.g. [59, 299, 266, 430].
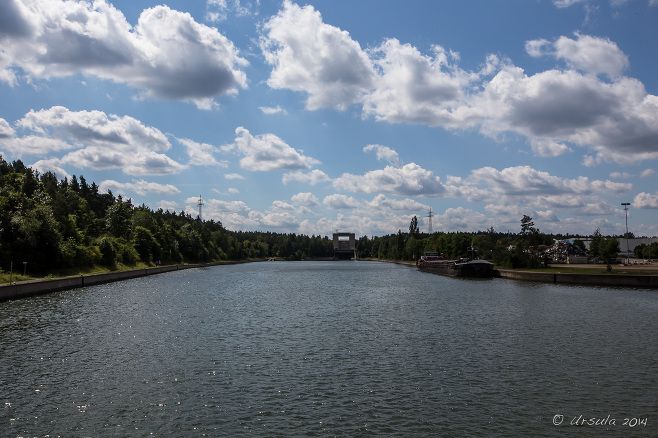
[566, 237, 658, 258]
[333, 233, 356, 259]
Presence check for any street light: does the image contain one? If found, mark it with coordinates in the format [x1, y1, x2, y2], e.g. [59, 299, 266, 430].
[621, 203, 630, 264]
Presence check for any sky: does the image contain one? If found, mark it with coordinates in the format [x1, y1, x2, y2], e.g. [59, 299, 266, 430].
[1, 0, 657, 238]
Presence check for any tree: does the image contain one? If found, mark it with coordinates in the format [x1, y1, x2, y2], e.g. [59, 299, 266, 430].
[409, 216, 420, 238]
[520, 215, 536, 236]
[106, 198, 133, 239]
[590, 228, 603, 257]
[600, 238, 620, 270]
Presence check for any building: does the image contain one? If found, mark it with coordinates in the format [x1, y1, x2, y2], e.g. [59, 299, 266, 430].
[333, 233, 356, 259]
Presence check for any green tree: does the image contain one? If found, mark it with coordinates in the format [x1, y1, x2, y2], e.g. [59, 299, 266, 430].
[520, 215, 536, 235]
[409, 216, 420, 238]
[600, 238, 621, 270]
[106, 198, 133, 239]
[590, 228, 603, 257]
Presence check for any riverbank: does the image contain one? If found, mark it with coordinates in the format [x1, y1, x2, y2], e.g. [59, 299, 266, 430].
[0, 260, 260, 301]
[373, 258, 658, 288]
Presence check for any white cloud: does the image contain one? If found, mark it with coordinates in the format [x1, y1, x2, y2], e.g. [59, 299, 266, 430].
[261, 0, 375, 110]
[225, 173, 245, 180]
[282, 169, 331, 185]
[204, 198, 251, 214]
[323, 194, 360, 209]
[433, 207, 491, 232]
[1, 135, 73, 157]
[640, 169, 656, 178]
[0, 118, 15, 138]
[259, 6, 658, 166]
[259, 106, 288, 115]
[525, 39, 551, 58]
[205, 0, 256, 22]
[223, 126, 320, 171]
[363, 144, 402, 167]
[2, 106, 186, 175]
[157, 200, 178, 212]
[610, 171, 632, 179]
[362, 39, 474, 126]
[365, 194, 428, 212]
[99, 179, 181, 196]
[17, 106, 170, 151]
[177, 138, 224, 166]
[553, 0, 586, 7]
[526, 33, 629, 78]
[271, 200, 295, 212]
[633, 192, 658, 208]
[0, 0, 248, 109]
[333, 163, 446, 197]
[467, 67, 658, 164]
[291, 192, 319, 206]
[29, 158, 71, 180]
[470, 165, 631, 196]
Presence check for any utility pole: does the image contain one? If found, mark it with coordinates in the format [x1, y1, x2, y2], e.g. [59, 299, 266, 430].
[622, 203, 630, 264]
[197, 195, 204, 221]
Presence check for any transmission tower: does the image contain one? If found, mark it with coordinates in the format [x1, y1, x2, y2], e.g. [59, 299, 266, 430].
[426, 207, 433, 234]
[197, 195, 204, 221]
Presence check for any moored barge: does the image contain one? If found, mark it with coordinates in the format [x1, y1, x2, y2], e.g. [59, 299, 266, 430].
[417, 252, 494, 278]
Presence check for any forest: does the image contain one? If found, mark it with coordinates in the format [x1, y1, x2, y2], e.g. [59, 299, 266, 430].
[0, 155, 626, 277]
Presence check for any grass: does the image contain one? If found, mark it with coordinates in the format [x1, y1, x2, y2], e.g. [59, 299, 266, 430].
[1, 261, 154, 285]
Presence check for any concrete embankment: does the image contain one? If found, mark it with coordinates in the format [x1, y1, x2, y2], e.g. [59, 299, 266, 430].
[0, 261, 254, 301]
[496, 269, 658, 288]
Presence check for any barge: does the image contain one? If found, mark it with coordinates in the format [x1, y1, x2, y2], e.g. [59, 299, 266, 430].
[417, 252, 494, 278]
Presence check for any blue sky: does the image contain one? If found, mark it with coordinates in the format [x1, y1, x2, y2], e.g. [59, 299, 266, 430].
[1, 0, 657, 237]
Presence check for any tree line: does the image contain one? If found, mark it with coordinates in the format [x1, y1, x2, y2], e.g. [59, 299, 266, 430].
[0, 156, 335, 275]
[0, 156, 629, 275]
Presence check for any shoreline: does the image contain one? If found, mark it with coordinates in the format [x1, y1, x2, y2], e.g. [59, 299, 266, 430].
[0, 260, 259, 302]
[373, 259, 658, 289]
[2, 258, 656, 301]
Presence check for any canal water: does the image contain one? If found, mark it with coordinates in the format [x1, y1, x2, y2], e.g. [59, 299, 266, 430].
[1, 261, 656, 436]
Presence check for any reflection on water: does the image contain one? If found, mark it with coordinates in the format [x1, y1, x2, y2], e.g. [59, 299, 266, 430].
[1, 261, 656, 436]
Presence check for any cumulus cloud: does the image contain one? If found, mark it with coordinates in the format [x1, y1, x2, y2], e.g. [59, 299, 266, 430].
[99, 179, 181, 196]
[363, 144, 402, 167]
[30, 158, 71, 180]
[470, 165, 631, 196]
[365, 194, 429, 212]
[362, 39, 477, 126]
[177, 138, 225, 166]
[157, 200, 178, 212]
[282, 169, 331, 185]
[16, 106, 170, 151]
[225, 173, 245, 180]
[333, 163, 446, 197]
[0, 0, 248, 109]
[323, 194, 360, 209]
[260, 3, 658, 165]
[291, 192, 319, 206]
[260, 0, 375, 110]
[0, 118, 15, 138]
[468, 67, 658, 164]
[0, 106, 186, 175]
[633, 192, 658, 208]
[526, 33, 629, 78]
[222, 127, 320, 171]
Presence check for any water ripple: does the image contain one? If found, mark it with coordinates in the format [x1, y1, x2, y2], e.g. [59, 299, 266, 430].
[1, 262, 656, 436]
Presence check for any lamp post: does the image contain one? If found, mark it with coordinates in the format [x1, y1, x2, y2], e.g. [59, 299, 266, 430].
[621, 203, 630, 264]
